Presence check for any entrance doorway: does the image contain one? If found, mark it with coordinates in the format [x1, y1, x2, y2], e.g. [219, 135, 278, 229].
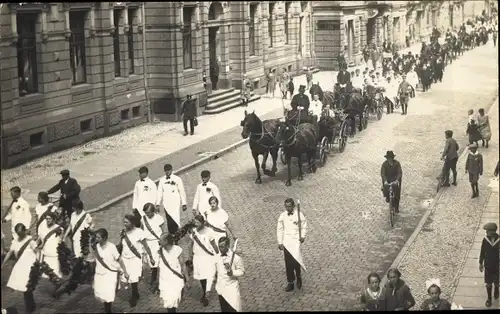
[209, 27, 220, 90]
[367, 18, 376, 45]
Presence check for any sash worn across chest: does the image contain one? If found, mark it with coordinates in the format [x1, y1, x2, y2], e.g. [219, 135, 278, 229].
[15, 238, 32, 260]
[122, 232, 142, 259]
[69, 214, 88, 240]
[159, 249, 184, 280]
[192, 233, 214, 256]
[36, 205, 55, 229]
[205, 221, 226, 234]
[143, 217, 160, 240]
[95, 246, 118, 273]
[42, 227, 61, 249]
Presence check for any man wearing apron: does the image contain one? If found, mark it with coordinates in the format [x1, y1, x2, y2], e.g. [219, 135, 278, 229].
[277, 198, 308, 292]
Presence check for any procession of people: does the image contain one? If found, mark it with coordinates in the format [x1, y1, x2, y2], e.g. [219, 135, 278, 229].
[1, 12, 498, 314]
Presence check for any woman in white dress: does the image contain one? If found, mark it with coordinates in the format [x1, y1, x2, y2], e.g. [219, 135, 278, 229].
[93, 228, 128, 313]
[34, 192, 57, 236]
[158, 233, 187, 313]
[203, 196, 234, 244]
[62, 200, 93, 258]
[119, 214, 155, 307]
[1, 223, 39, 313]
[36, 212, 63, 278]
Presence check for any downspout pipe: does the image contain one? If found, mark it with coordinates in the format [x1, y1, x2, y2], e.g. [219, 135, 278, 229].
[142, 2, 152, 123]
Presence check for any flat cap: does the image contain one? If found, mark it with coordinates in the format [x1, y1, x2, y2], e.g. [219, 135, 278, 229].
[483, 222, 498, 231]
[60, 169, 70, 176]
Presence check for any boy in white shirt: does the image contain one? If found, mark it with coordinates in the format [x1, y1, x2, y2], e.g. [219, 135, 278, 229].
[2, 186, 31, 238]
[192, 170, 221, 218]
[132, 166, 157, 218]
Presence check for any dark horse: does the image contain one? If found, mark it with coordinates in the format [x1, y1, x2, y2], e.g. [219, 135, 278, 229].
[240, 110, 280, 184]
[334, 86, 366, 136]
[276, 121, 318, 186]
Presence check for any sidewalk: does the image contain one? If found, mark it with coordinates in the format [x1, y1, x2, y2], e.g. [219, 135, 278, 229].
[394, 97, 499, 309]
[0, 72, 312, 212]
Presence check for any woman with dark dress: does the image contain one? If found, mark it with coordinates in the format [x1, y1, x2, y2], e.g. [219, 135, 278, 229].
[379, 268, 416, 311]
[420, 278, 452, 310]
[466, 119, 482, 146]
[360, 272, 384, 311]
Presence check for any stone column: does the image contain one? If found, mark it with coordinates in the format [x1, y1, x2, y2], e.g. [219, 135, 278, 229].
[219, 24, 231, 89]
[387, 15, 393, 43]
[359, 16, 367, 48]
[376, 16, 383, 47]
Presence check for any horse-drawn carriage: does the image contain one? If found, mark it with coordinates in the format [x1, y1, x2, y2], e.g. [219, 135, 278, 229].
[279, 107, 331, 168]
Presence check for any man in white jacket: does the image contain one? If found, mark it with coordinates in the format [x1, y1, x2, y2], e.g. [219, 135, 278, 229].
[2, 186, 31, 238]
[132, 166, 157, 218]
[156, 164, 187, 234]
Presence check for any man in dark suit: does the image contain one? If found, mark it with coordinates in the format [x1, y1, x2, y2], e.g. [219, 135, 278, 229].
[182, 95, 197, 136]
[47, 169, 81, 219]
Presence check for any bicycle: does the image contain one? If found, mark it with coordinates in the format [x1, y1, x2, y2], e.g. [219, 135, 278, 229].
[385, 180, 399, 227]
[436, 159, 453, 193]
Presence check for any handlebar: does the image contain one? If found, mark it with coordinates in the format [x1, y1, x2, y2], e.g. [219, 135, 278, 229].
[384, 180, 399, 186]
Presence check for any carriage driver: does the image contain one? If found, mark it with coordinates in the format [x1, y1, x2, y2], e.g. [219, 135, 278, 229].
[290, 85, 310, 112]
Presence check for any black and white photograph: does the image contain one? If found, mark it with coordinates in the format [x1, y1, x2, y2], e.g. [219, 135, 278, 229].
[1, 1, 499, 312]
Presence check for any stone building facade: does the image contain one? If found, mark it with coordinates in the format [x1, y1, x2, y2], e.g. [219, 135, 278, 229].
[0, 1, 314, 169]
[149, 1, 314, 121]
[312, 0, 489, 71]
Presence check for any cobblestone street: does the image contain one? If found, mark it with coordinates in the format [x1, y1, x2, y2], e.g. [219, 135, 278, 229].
[1, 43, 498, 312]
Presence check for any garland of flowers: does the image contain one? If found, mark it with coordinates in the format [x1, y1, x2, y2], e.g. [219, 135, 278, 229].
[80, 227, 92, 257]
[40, 261, 62, 286]
[57, 242, 74, 276]
[27, 261, 43, 291]
[173, 221, 197, 243]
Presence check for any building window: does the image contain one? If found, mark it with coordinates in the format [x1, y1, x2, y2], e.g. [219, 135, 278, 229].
[30, 131, 44, 147]
[268, 3, 274, 47]
[249, 4, 257, 56]
[284, 2, 290, 44]
[183, 7, 193, 69]
[128, 9, 136, 75]
[80, 118, 92, 133]
[113, 9, 122, 77]
[121, 108, 130, 120]
[17, 14, 38, 96]
[69, 11, 87, 85]
[132, 106, 141, 118]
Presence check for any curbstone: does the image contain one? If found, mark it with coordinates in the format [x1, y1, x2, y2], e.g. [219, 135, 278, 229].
[86, 138, 249, 214]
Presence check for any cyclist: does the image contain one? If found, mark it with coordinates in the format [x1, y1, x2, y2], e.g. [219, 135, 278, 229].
[381, 151, 403, 213]
[440, 130, 459, 186]
[397, 74, 411, 115]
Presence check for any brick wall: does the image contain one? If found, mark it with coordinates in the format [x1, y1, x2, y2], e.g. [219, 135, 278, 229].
[0, 2, 147, 169]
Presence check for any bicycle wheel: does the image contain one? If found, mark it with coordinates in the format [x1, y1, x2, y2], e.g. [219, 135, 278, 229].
[389, 195, 395, 227]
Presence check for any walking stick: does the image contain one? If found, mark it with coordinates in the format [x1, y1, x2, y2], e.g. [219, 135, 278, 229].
[297, 200, 302, 240]
[228, 238, 239, 269]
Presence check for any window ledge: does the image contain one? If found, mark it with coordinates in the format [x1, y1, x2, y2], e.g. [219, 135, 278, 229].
[184, 68, 196, 73]
[18, 93, 44, 106]
[71, 83, 92, 94]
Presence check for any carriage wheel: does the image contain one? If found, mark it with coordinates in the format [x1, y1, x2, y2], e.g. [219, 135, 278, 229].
[318, 137, 329, 167]
[339, 121, 348, 153]
[280, 148, 287, 165]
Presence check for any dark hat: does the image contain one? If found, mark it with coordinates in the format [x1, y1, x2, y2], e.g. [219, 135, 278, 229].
[483, 222, 498, 231]
[376, 72, 380, 75]
[138, 166, 149, 174]
[445, 130, 453, 137]
[384, 151, 395, 158]
[60, 169, 70, 176]
[299, 85, 306, 90]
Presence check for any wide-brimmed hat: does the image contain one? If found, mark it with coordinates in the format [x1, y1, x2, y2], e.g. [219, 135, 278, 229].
[483, 222, 498, 231]
[384, 151, 395, 158]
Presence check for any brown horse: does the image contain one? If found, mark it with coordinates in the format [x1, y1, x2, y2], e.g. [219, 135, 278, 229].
[276, 121, 318, 186]
[240, 110, 280, 184]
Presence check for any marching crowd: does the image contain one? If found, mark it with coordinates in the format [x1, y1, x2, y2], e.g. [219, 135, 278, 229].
[0, 164, 308, 314]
